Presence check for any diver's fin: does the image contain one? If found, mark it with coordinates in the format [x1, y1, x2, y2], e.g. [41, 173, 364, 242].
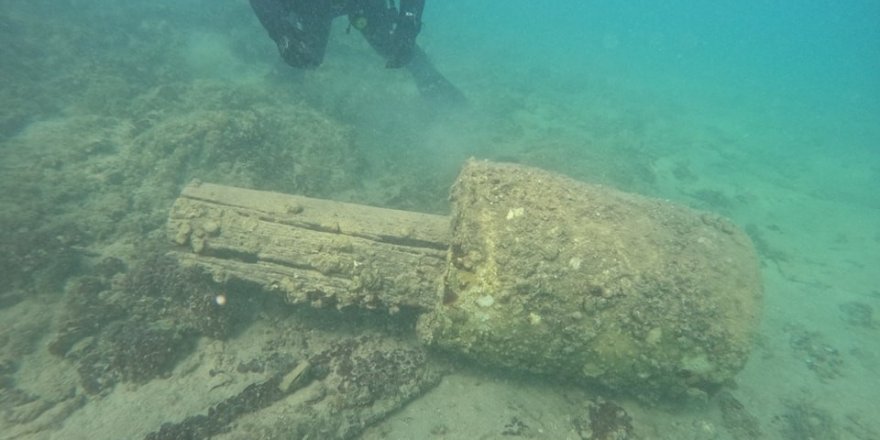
[406, 47, 467, 108]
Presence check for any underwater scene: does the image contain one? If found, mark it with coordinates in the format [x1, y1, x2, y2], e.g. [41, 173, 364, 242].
[1, 1, 878, 439]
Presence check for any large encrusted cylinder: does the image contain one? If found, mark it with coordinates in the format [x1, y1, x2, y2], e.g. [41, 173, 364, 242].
[416, 160, 762, 399]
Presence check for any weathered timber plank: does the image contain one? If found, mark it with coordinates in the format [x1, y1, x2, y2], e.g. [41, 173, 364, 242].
[168, 181, 449, 311]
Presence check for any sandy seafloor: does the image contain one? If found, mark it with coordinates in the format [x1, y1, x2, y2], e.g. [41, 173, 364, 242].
[1, 1, 879, 439]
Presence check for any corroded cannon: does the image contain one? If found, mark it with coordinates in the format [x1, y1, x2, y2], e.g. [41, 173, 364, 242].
[168, 159, 762, 399]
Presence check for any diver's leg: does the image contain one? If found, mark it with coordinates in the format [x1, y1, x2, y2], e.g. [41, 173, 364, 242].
[250, 0, 333, 68]
[350, 0, 465, 104]
[347, 0, 397, 57]
[294, 13, 333, 67]
[249, 0, 293, 42]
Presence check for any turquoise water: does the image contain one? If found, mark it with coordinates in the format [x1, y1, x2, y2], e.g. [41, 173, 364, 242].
[1, 1, 878, 438]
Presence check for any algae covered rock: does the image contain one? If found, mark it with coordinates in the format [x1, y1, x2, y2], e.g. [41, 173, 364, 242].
[131, 98, 362, 198]
[416, 160, 762, 399]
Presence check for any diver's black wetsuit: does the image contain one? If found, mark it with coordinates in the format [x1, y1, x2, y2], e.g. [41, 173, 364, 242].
[249, 0, 464, 103]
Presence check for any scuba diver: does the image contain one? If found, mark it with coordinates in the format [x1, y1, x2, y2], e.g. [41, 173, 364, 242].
[249, 0, 465, 105]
